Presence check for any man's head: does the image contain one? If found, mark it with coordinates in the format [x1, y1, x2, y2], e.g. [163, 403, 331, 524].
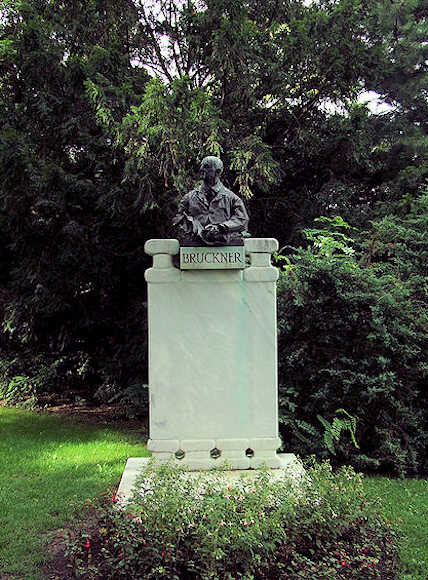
[200, 156, 223, 187]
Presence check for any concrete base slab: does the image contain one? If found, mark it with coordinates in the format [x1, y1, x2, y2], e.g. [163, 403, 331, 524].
[116, 453, 304, 505]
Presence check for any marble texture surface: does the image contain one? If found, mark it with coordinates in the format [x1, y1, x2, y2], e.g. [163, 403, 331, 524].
[144, 238, 283, 470]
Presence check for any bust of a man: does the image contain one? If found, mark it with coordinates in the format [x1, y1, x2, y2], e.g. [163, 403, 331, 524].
[173, 156, 249, 245]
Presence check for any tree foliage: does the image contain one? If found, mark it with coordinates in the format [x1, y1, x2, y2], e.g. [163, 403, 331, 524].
[0, 0, 426, 471]
[0, 0, 155, 402]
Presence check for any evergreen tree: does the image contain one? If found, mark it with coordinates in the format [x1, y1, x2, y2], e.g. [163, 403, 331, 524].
[0, 0, 153, 402]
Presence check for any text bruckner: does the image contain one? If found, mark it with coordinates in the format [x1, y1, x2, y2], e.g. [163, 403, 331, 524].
[180, 246, 246, 270]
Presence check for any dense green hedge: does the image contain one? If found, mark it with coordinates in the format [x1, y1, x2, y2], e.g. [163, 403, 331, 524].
[277, 198, 427, 476]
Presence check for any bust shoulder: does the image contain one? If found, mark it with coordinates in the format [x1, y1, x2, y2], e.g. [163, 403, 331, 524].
[185, 185, 203, 198]
[220, 186, 244, 203]
[180, 186, 201, 204]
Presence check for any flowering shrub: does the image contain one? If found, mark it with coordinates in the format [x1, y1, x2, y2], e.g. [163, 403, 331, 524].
[64, 460, 399, 579]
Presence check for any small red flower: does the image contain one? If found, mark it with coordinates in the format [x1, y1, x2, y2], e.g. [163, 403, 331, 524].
[112, 495, 119, 503]
[84, 540, 90, 549]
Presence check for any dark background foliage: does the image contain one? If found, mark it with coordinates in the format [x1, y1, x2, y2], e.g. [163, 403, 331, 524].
[277, 198, 427, 476]
[0, 0, 426, 474]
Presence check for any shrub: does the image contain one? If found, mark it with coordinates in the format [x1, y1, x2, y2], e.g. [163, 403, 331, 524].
[64, 460, 399, 579]
[277, 203, 427, 476]
[0, 374, 35, 407]
[0, 349, 95, 407]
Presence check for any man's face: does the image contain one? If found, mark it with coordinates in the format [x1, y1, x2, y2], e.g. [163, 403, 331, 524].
[201, 160, 220, 187]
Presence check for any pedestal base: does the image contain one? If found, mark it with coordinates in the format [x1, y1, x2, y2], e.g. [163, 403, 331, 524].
[148, 436, 282, 470]
[116, 454, 304, 505]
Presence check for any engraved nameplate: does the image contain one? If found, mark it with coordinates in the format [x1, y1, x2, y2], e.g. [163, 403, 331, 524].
[180, 246, 246, 270]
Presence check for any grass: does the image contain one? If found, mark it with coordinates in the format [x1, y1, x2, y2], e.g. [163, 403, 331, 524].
[0, 406, 149, 579]
[0, 407, 426, 579]
[363, 476, 428, 580]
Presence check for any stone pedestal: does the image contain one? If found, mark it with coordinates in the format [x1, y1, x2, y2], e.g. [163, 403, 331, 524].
[144, 238, 283, 470]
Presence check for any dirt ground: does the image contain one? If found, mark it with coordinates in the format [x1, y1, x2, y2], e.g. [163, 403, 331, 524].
[40, 402, 149, 438]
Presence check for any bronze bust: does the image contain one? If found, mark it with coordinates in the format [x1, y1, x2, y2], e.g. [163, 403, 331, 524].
[173, 156, 249, 245]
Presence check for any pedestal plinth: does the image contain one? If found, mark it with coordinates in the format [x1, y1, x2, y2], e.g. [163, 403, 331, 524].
[144, 238, 283, 470]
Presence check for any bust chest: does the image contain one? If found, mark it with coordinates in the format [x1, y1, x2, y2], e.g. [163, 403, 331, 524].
[188, 190, 231, 224]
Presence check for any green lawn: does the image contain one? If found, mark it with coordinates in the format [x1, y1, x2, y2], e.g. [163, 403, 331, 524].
[0, 406, 149, 579]
[0, 407, 426, 579]
[363, 476, 428, 580]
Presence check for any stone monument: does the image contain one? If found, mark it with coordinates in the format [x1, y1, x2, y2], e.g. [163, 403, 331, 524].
[118, 157, 299, 498]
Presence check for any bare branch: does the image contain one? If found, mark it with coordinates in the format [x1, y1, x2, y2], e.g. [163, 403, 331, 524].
[139, 5, 174, 83]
